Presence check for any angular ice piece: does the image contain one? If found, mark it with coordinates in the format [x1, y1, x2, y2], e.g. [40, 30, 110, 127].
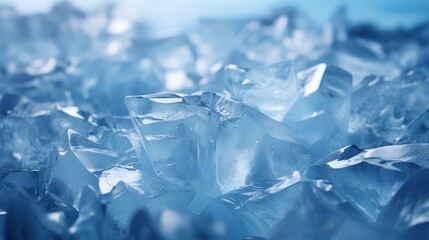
[104, 182, 147, 232]
[214, 105, 309, 193]
[125, 92, 310, 210]
[269, 178, 396, 240]
[101, 167, 194, 232]
[308, 144, 426, 222]
[68, 130, 120, 172]
[47, 134, 100, 207]
[401, 108, 429, 143]
[378, 169, 429, 234]
[225, 62, 299, 122]
[69, 186, 104, 239]
[0, 170, 40, 198]
[99, 166, 143, 194]
[126, 92, 219, 189]
[0, 170, 81, 231]
[349, 70, 429, 148]
[201, 172, 301, 239]
[0, 93, 133, 170]
[327, 39, 401, 86]
[285, 64, 352, 158]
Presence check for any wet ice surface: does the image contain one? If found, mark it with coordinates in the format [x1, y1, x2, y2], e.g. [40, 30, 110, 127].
[1, 1, 429, 239]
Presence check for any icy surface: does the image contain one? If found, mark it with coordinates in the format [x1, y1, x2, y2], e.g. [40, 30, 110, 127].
[1, 1, 429, 239]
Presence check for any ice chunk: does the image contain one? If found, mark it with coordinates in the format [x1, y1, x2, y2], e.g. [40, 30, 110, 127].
[225, 62, 299, 122]
[378, 169, 429, 235]
[308, 144, 425, 222]
[69, 129, 120, 172]
[0, 170, 40, 199]
[349, 70, 429, 148]
[125, 92, 219, 190]
[101, 167, 194, 233]
[401, 108, 429, 143]
[322, 39, 401, 86]
[269, 177, 396, 240]
[69, 186, 104, 239]
[285, 64, 352, 157]
[47, 134, 100, 207]
[201, 172, 301, 239]
[125, 92, 310, 211]
[0, 93, 134, 170]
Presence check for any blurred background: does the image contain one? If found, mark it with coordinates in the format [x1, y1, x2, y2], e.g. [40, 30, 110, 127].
[2, 0, 429, 31]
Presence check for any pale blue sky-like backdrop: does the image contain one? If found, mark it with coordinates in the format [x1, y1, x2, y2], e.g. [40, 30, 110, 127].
[1, 0, 428, 31]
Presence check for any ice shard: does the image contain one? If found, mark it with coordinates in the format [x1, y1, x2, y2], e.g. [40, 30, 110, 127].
[308, 144, 428, 222]
[201, 172, 302, 239]
[125, 92, 311, 211]
[47, 133, 100, 207]
[225, 61, 300, 122]
[69, 186, 104, 240]
[349, 69, 429, 148]
[378, 169, 429, 237]
[269, 178, 396, 240]
[285, 63, 352, 157]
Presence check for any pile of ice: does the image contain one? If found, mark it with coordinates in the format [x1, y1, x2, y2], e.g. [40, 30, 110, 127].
[1, 1, 429, 239]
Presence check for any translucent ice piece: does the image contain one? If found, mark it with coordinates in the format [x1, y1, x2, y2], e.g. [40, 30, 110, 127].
[125, 92, 219, 189]
[104, 182, 147, 231]
[308, 144, 426, 222]
[0, 170, 40, 199]
[269, 178, 396, 240]
[349, 70, 429, 148]
[328, 39, 401, 86]
[0, 93, 134, 170]
[378, 169, 429, 235]
[69, 130, 120, 172]
[69, 186, 103, 240]
[104, 178, 194, 232]
[285, 64, 352, 157]
[401, 108, 429, 143]
[225, 62, 299, 122]
[126, 92, 310, 211]
[201, 172, 302, 239]
[100, 166, 195, 233]
[48, 134, 100, 207]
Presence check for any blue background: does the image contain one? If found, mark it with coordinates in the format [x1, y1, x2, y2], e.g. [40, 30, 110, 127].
[1, 0, 429, 31]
